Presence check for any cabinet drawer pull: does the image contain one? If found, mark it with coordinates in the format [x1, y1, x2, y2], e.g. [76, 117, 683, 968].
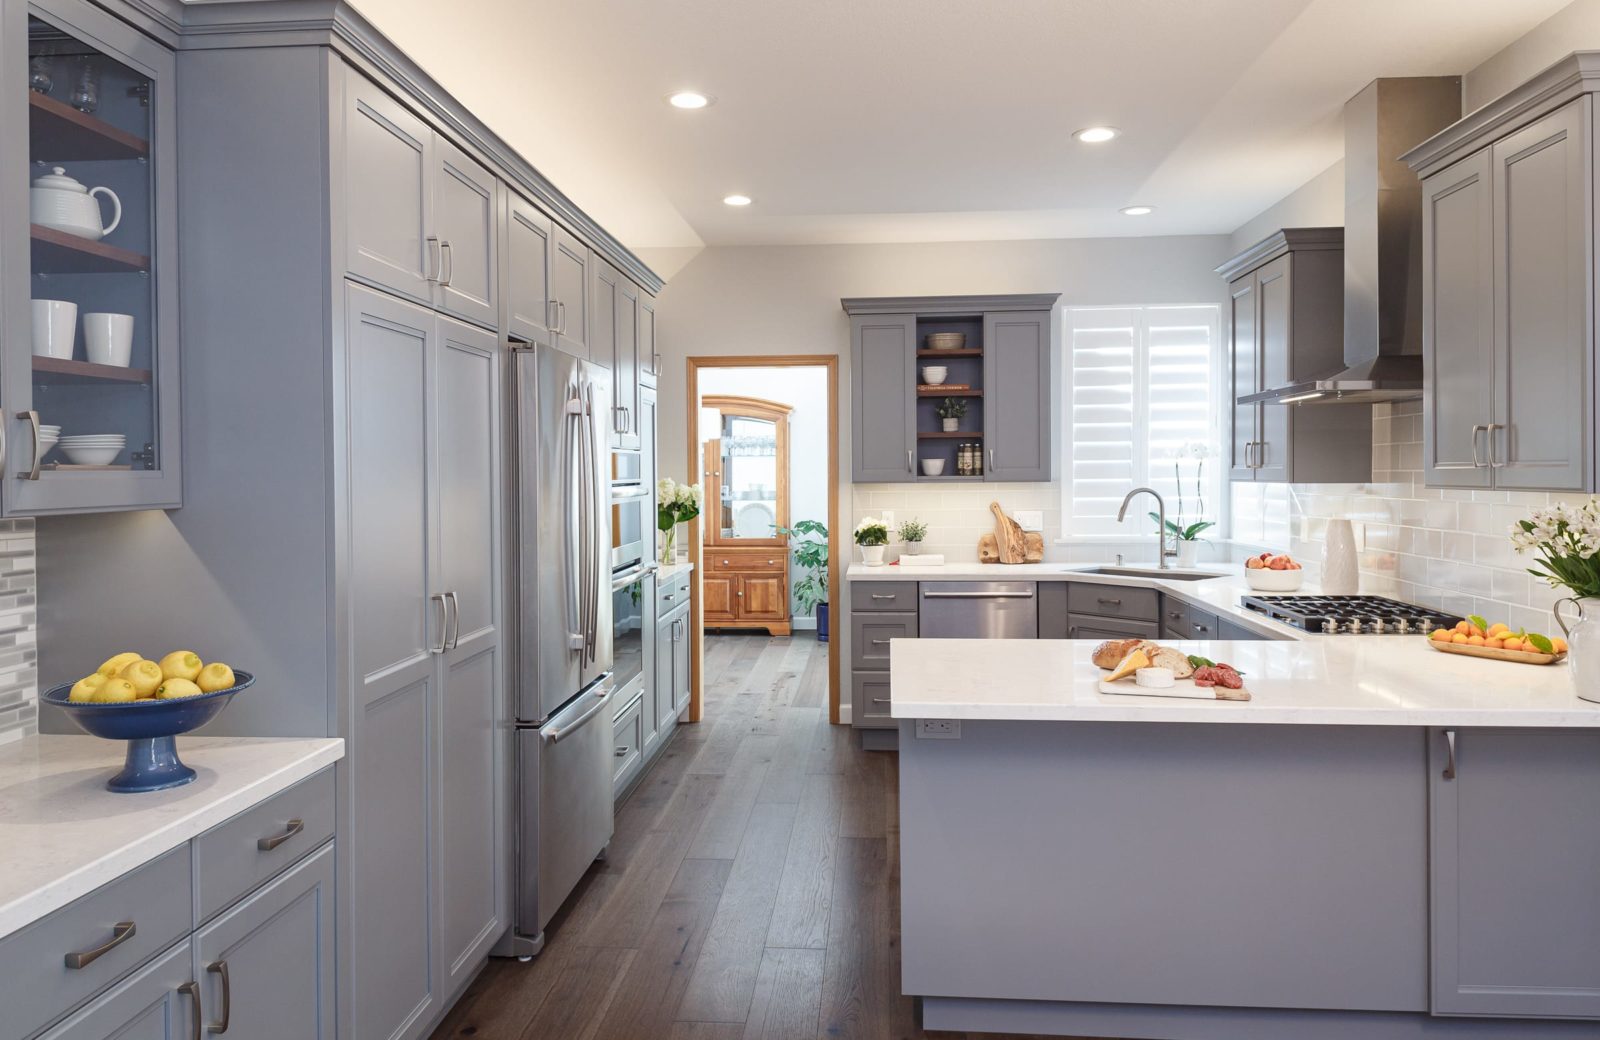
[439, 239, 454, 287]
[615, 746, 629, 757]
[869, 593, 896, 600]
[65, 921, 135, 969]
[870, 638, 892, 645]
[257, 818, 305, 852]
[206, 960, 231, 1034]
[1442, 729, 1457, 780]
[1193, 624, 1209, 634]
[1486, 423, 1505, 468]
[19, 410, 41, 481]
[1097, 597, 1122, 606]
[870, 697, 891, 704]
[425, 236, 440, 282]
[181, 981, 202, 1040]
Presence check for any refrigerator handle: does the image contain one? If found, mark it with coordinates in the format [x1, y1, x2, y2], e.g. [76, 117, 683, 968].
[564, 389, 586, 652]
[586, 380, 604, 661]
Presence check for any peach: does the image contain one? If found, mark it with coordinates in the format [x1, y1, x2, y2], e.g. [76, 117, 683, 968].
[1452, 633, 1471, 644]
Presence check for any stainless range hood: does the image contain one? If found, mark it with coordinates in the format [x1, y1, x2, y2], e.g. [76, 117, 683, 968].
[1240, 77, 1460, 405]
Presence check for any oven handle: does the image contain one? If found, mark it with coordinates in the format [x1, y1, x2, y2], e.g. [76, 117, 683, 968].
[612, 562, 654, 590]
[610, 485, 650, 500]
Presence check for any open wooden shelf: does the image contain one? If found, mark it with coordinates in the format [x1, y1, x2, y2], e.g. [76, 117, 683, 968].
[918, 387, 982, 397]
[917, 431, 981, 439]
[33, 356, 151, 385]
[916, 348, 983, 358]
[31, 225, 148, 274]
[29, 92, 148, 161]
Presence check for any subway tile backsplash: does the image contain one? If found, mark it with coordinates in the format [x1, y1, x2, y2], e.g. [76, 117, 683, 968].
[0, 518, 38, 745]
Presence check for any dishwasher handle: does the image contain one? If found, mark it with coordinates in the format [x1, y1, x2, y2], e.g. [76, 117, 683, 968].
[921, 589, 1035, 599]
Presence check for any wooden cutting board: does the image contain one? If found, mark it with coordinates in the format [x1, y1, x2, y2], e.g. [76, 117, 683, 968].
[978, 501, 1043, 563]
[1097, 677, 1250, 701]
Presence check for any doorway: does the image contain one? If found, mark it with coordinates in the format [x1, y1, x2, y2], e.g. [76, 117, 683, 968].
[684, 356, 841, 724]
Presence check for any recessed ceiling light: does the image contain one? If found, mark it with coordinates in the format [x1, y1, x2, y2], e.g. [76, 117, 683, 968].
[1074, 126, 1119, 144]
[1120, 205, 1154, 216]
[722, 194, 752, 207]
[667, 91, 713, 109]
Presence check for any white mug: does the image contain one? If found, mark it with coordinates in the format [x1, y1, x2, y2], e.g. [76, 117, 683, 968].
[83, 313, 134, 367]
[31, 299, 77, 359]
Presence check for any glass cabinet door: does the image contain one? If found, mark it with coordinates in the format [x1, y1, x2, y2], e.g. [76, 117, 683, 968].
[2, 0, 180, 513]
[702, 395, 790, 546]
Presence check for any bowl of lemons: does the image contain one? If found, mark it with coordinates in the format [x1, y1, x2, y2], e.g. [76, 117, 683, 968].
[43, 651, 254, 793]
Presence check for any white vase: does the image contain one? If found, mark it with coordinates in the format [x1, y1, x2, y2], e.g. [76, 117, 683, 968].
[1176, 541, 1198, 569]
[942, 417, 959, 432]
[1555, 598, 1600, 704]
[860, 544, 886, 566]
[1322, 519, 1359, 594]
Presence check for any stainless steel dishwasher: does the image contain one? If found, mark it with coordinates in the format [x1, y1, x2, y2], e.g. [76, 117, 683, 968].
[918, 581, 1038, 638]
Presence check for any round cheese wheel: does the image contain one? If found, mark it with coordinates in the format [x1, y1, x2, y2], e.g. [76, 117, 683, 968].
[1135, 667, 1175, 689]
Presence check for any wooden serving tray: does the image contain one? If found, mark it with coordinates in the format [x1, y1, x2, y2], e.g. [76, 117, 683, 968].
[1098, 678, 1250, 702]
[1429, 640, 1566, 666]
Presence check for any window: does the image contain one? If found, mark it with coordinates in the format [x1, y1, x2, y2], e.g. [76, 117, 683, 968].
[1062, 305, 1224, 538]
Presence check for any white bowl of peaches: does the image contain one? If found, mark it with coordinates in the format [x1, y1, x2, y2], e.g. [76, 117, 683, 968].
[1243, 551, 1304, 591]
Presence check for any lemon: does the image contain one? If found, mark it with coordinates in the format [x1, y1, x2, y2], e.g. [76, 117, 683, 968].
[156, 677, 202, 700]
[95, 677, 139, 703]
[196, 662, 235, 693]
[120, 659, 164, 698]
[96, 652, 142, 679]
[68, 673, 106, 703]
[158, 651, 203, 682]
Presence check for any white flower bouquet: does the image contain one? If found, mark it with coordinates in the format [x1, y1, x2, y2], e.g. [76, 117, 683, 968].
[1511, 498, 1600, 599]
[656, 478, 703, 564]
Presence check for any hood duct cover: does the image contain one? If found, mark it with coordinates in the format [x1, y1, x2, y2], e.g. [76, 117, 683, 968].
[1242, 77, 1460, 405]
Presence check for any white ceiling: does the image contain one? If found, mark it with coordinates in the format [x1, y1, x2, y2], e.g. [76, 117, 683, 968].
[349, 0, 1571, 251]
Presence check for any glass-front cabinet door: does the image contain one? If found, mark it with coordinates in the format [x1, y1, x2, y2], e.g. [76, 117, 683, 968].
[702, 395, 790, 547]
[0, 0, 180, 513]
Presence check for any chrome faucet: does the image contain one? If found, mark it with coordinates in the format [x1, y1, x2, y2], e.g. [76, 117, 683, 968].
[1116, 486, 1178, 570]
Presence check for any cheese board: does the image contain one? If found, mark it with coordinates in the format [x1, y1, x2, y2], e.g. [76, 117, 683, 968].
[1428, 640, 1566, 666]
[1096, 676, 1251, 701]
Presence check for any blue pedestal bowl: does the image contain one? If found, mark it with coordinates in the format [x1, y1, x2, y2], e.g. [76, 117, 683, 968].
[41, 671, 255, 793]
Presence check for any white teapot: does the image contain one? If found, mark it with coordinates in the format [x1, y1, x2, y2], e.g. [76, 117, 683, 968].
[30, 167, 121, 242]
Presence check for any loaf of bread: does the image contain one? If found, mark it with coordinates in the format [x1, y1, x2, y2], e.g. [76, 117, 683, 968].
[1091, 639, 1195, 678]
[1091, 638, 1143, 669]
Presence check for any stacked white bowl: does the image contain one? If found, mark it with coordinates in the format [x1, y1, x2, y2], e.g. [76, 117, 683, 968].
[58, 433, 124, 466]
[37, 424, 60, 460]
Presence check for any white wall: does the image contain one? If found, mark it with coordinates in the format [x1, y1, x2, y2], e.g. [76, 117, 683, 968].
[1226, 159, 1345, 256]
[696, 365, 830, 619]
[1464, 0, 1600, 110]
[654, 236, 1234, 565]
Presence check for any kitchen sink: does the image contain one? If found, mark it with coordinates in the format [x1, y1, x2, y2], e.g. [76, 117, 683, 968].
[1075, 566, 1228, 581]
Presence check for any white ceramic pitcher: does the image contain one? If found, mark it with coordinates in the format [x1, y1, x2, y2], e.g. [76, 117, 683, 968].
[30, 167, 121, 241]
[1554, 597, 1599, 704]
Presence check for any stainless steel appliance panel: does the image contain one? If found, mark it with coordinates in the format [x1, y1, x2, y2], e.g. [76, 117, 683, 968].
[514, 345, 612, 724]
[610, 563, 651, 700]
[610, 481, 649, 572]
[517, 681, 617, 936]
[918, 581, 1037, 639]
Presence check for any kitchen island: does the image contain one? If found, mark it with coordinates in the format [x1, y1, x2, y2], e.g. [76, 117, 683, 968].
[894, 636, 1600, 1039]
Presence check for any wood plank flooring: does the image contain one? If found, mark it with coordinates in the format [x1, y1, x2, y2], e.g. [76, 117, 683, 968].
[429, 634, 1098, 1040]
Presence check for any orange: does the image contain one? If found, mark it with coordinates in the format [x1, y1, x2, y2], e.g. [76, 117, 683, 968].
[1502, 638, 1523, 652]
[1452, 633, 1471, 644]
[1430, 628, 1452, 642]
[1454, 620, 1471, 634]
[1487, 623, 1511, 638]
[1486, 637, 1505, 649]
[1467, 634, 1487, 646]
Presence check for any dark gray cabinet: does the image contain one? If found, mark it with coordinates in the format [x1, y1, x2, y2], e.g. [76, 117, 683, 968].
[504, 191, 553, 346]
[1040, 582, 1160, 640]
[850, 312, 917, 481]
[639, 291, 659, 386]
[849, 585, 917, 731]
[551, 223, 589, 359]
[591, 258, 642, 448]
[845, 295, 1060, 483]
[194, 845, 336, 1039]
[1218, 230, 1370, 484]
[1408, 61, 1600, 494]
[34, 941, 197, 1040]
[983, 311, 1055, 480]
[432, 137, 500, 329]
[1429, 727, 1600, 1020]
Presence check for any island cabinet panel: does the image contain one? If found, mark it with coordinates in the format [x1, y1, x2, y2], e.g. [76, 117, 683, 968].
[899, 721, 1429, 1012]
[1429, 727, 1600, 1019]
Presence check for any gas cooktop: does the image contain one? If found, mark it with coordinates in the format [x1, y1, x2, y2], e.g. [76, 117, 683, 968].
[1240, 594, 1464, 635]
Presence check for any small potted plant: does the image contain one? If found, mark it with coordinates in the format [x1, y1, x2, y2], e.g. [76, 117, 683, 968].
[898, 517, 928, 558]
[1151, 442, 1214, 568]
[937, 397, 967, 433]
[1512, 497, 1600, 701]
[854, 516, 889, 566]
[777, 520, 829, 641]
[657, 477, 703, 565]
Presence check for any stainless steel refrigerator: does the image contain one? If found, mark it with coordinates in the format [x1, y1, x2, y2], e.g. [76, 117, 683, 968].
[502, 343, 615, 957]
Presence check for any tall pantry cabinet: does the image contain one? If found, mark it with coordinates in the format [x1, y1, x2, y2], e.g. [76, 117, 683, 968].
[35, 12, 665, 1040]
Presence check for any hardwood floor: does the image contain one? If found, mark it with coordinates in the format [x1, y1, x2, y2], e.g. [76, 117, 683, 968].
[430, 633, 1098, 1040]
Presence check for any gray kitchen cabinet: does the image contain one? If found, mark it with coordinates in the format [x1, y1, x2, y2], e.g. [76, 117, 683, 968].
[1187, 606, 1220, 640]
[612, 694, 645, 792]
[1064, 613, 1160, 641]
[194, 845, 336, 1040]
[344, 73, 434, 305]
[1491, 103, 1589, 491]
[1429, 727, 1600, 1019]
[432, 136, 500, 329]
[1040, 581, 1161, 641]
[33, 940, 197, 1040]
[671, 606, 691, 716]
[591, 257, 642, 447]
[1422, 150, 1495, 488]
[850, 312, 918, 481]
[2, 0, 184, 515]
[505, 191, 553, 346]
[1217, 230, 1370, 483]
[849, 583, 918, 732]
[983, 310, 1055, 480]
[1216, 618, 1269, 641]
[551, 223, 590, 359]
[654, 610, 677, 748]
[639, 289, 659, 387]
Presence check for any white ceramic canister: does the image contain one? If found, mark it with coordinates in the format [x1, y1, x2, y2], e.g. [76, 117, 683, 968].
[1322, 518, 1360, 594]
[1555, 598, 1600, 704]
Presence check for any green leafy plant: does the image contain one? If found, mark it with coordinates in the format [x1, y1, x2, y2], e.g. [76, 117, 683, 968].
[936, 398, 967, 420]
[1149, 513, 1217, 542]
[854, 517, 889, 547]
[897, 517, 928, 544]
[776, 520, 829, 614]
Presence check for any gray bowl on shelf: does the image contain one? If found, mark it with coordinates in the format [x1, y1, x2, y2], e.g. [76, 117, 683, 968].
[926, 332, 966, 351]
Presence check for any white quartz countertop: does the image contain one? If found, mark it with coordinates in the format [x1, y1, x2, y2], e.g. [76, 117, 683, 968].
[890, 637, 1600, 727]
[0, 735, 344, 939]
[657, 561, 696, 582]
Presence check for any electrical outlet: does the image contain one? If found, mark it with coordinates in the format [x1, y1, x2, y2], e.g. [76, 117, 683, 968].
[1014, 509, 1043, 532]
[916, 719, 960, 740]
[881, 510, 895, 533]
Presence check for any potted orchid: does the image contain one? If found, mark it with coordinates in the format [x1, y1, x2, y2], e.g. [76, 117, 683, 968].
[854, 516, 890, 566]
[1149, 441, 1215, 568]
[657, 477, 703, 565]
[1512, 497, 1600, 701]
